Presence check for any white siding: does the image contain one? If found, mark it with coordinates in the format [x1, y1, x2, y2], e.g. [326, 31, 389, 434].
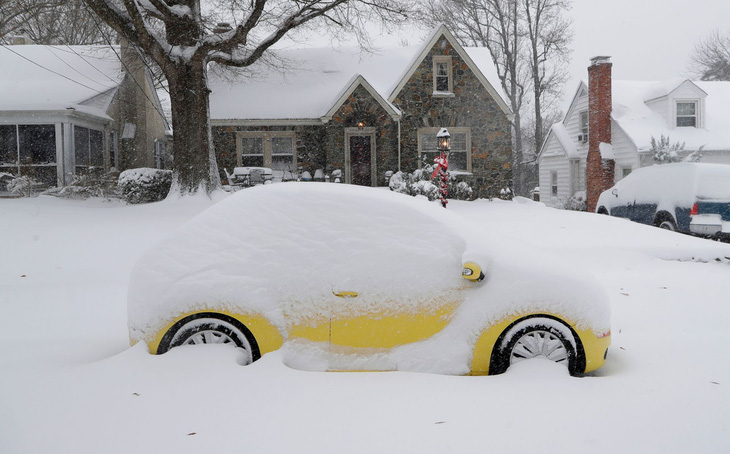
[611, 123, 640, 181]
[539, 154, 571, 208]
[563, 90, 590, 159]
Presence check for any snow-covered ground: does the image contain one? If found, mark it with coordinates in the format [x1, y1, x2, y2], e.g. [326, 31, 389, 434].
[1, 191, 729, 453]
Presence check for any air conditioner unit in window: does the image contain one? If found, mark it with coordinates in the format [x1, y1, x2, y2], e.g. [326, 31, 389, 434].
[577, 134, 588, 144]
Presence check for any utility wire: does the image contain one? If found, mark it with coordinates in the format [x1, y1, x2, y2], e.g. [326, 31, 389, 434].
[0, 43, 168, 124]
[85, 9, 171, 124]
[0, 43, 111, 94]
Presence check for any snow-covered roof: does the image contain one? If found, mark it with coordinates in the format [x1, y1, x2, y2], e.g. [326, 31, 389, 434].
[549, 123, 578, 158]
[0, 45, 124, 119]
[611, 79, 730, 151]
[208, 26, 509, 122]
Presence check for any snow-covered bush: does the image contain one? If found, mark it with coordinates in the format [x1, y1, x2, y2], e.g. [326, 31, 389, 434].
[118, 168, 172, 204]
[1, 173, 41, 197]
[389, 165, 473, 201]
[48, 168, 120, 200]
[651, 135, 685, 164]
[499, 187, 513, 200]
[563, 191, 587, 211]
[650, 135, 703, 164]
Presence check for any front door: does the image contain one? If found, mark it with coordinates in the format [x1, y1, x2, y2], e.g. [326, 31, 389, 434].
[350, 135, 372, 186]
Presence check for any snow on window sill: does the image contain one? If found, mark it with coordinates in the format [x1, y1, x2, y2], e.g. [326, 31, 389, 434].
[432, 91, 455, 98]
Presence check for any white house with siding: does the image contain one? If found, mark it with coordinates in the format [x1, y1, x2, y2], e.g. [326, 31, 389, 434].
[537, 74, 730, 208]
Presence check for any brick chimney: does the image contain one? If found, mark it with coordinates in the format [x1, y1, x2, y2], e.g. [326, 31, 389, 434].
[586, 56, 616, 212]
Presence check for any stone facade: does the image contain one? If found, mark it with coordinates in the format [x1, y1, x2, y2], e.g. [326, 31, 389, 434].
[392, 37, 513, 199]
[212, 124, 326, 183]
[324, 85, 399, 185]
[211, 31, 513, 197]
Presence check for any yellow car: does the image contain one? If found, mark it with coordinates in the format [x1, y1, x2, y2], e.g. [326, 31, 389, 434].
[128, 183, 610, 376]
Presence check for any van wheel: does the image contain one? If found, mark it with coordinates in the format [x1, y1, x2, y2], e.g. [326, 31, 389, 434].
[655, 212, 677, 231]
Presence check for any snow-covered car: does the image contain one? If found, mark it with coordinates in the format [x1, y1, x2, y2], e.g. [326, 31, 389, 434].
[128, 184, 611, 376]
[596, 163, 730, 239]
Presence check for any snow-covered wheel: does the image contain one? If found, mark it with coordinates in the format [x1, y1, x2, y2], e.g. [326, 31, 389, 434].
[490, 316, 584, 376]
[658, 219, 677, 231]
[157, 313, 260, 364]
[655, 212, 677, 231]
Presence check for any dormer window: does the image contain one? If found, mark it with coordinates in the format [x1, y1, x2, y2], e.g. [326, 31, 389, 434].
[676, 101, 698, 127]
[433, 56, 453, 94]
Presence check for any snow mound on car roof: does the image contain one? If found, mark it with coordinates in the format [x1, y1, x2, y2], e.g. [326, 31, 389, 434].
[128, 184, 466, 342]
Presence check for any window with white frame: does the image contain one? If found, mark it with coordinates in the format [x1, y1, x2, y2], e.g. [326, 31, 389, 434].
[418, 127, 470, 172]
[579, 111, 589, 143]
[621, 167, 632, 179]
[551, 171, 558, 196]
[432, 56, 453, 94]
[676, 101, 698, 127]
[238, 131, 296, 173]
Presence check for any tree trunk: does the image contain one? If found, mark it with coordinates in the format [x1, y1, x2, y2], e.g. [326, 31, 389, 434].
[167, 61, 220, 194]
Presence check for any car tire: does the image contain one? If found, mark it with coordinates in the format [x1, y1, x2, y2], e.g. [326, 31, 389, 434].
[597, 206, 609, 215]
[490, 315, 584, 376]
[157, 312, 260, 364]
[655, 212, 677, 231]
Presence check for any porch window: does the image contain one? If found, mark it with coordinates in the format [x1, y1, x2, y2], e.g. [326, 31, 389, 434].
[74, 126, 104, 174]
[432, 56, 453, 94]
[418, 127, 470, 172]
[238, 131, 296, 173]
[0, 125, 17, 166]
[676, 101, 697, 127]
[0, 124, 57, 185]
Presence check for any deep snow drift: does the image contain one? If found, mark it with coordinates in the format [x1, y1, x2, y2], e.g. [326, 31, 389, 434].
[1, 190, 729, 453]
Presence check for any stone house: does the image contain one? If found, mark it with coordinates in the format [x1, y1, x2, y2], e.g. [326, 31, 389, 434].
[0, 40, 170, 188]
[208, 25, 513, 197]
[537, 56, 730, 210]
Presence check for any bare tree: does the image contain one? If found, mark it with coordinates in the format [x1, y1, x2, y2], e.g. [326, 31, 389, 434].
[81, 0, 410, 194]
[1, 0, 58, 43]
[419, 0, 571, 196]
[522, 0, 570, 160]
[421, 0, 529, 194]
[689, 29, 730, 81]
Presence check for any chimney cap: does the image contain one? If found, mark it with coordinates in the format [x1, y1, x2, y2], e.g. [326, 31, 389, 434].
[590, 56, 611, 65]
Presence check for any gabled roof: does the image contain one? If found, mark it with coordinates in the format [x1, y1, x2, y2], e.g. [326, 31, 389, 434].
[642, 78, 707, 102]
[612, 79, 730, 151]
[542, 78, 730, 157]
[0, 45, 124, 119]
[207, 25, 510, 122]
[387, 24, 512, 119]
[320, 75, 401, 123]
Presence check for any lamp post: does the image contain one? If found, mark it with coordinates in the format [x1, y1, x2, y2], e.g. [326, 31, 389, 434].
[433, 128, 450, 208]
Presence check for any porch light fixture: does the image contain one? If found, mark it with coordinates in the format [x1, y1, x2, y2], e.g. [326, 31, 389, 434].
[357, 121, 365, 130]
[437, 127, 451, 151]
[434, 128, 451, 208]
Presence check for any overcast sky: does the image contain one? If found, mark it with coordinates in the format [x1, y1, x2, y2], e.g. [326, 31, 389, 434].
[286, 0, 729, 111]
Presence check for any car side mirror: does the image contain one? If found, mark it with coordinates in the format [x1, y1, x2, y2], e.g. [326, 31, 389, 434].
[611, 189, 618, 197]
